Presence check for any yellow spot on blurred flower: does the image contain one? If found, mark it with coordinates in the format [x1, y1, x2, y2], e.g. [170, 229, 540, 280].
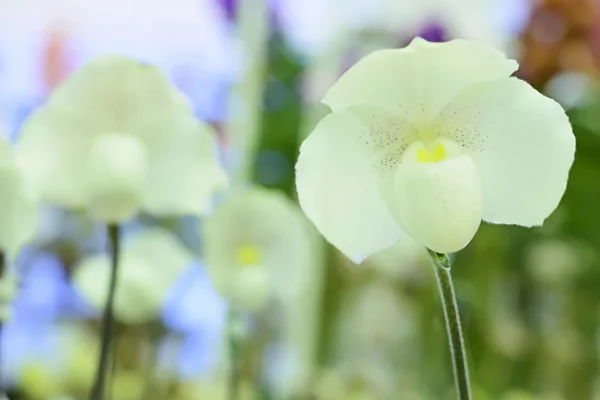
[417, 143, 446, 163]
[237, 245, 261, 267]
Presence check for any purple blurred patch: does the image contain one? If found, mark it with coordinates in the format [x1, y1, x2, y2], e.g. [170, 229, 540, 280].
[216, 0, 236, 21]
[415, 22, 448, 43]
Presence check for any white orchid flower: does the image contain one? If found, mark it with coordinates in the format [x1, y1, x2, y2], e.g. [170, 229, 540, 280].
[0, 135, 37, 323]
[73, 228, 193, 324]
[16, 55, 227, 223]
[296, 38, 575, 260]
[0, 137, 38, 258]
[203, 188, 313, 311]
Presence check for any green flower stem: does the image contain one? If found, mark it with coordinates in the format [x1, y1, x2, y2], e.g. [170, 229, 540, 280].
[90, 224, 121, 400]
[227, 0, 269, 186]
[428, 250, 472, 400]
[227, 309, 244, 400]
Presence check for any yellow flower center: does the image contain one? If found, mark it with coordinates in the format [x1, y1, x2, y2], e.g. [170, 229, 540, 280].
[417, 143, 447, 163]
[236, 245, 261, 267]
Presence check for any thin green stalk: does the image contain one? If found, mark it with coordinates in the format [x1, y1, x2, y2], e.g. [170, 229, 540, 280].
[90, 224, 121, 400]
[226, 0, 269, 186]
[428, 250, 472, 400]
[227, 309, 244, 400]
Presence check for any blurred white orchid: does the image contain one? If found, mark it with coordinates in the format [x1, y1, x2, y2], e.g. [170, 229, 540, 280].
[340, 280, 414, 351]
[296, 38, 575, 260]
[545, 71, 597, 110]
[331, 281, 417, 398]
[0, 137, 38, 258]
[203, 188, 313, 311]
[526, 239, 586, 285]
[0, 135, 37, 326]
[364, 234, 428, 282]
[74, 228, 193, 324]
[17, 55, 227, 223]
